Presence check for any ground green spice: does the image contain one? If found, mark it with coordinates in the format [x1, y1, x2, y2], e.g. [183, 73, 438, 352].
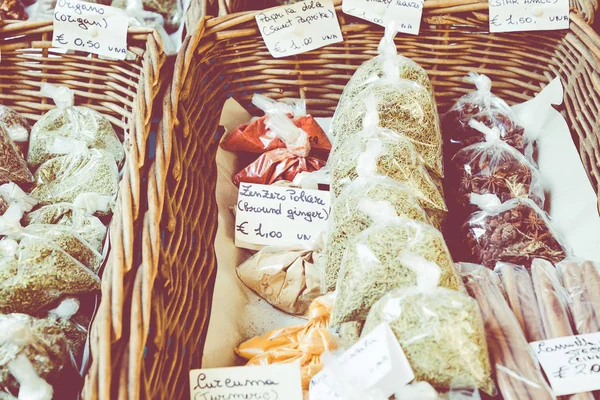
[30, 149, 118, 207]
[23, 203, 106, 253]
[363, 287, 494, 394]
[0, 238, 100, 315]
[330, 217, 460, 326]
[0, 314, 70, 394]
[28, 106, 124, 169]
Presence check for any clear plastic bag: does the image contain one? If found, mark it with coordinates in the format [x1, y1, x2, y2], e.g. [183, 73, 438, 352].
[236, 236, 324, 315]
[363, 253, 494, 394]
[222, 94, 331, 156]
[325, 175, 430, 292]
[23, 203, 107, 253]
[331, 65, 442, 177]
[334, 22, 433, 120]
[461, 265, 555, 400]
[30, 148, 119, 208]
[463, 194, 568, 268]
[236, 294, 337, 392]
[0, 234, 100, 315]
[449, 120, 544, 211]
[0, 182, 37, 217]
[494, 262, 545, 342]
[0, 313, 69, 397]
[0, 106, 30, 151]
[28, 84, 124, 169]
[557, 258, 600, 334]
[47, 298, 90, 367]
[233, 111, 327, 186]
[330, 95, 447, 222]
[442, 73, 531, 160]
[330, 202, 460, 326]
[0, 124, 34, 186]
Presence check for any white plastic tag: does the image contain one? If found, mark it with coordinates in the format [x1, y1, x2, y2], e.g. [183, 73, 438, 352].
[531, 332, 600, 396]
[489, 0, 569, 33]
[52, 0, 128, 60]
[190, 364, 303, 400]
[343, 0, 424, 35]
[255, 0, 344, 58]
[310, 323, 414, 399]
[235, 183, 330, 250]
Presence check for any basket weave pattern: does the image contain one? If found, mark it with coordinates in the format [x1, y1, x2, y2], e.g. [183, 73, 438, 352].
[0, 20, 165, 400]
[135, 7, 600, 400]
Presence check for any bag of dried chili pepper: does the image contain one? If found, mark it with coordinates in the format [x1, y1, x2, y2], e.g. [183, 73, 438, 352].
[232, 111, 327, 186]
[463, 194, 568, 269]
[221, 94, 332, 157]
[448, 120, 544, 213]
[442, 73, 533, 161]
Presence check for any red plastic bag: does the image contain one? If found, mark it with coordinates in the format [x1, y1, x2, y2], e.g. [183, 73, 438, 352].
[221, 94, 331, 156]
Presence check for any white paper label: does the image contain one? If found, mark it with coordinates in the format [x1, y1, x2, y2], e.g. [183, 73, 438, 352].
[190, 364, 304, 400]
[531, 332, 600, 396]
[235, 183, 330, 250]
[255, 0, 344, 58]
[52, 0, 128, 60]
[310, 323, 414, 399]
[343, 0, 424, 35]
[489, 0, 569, 33]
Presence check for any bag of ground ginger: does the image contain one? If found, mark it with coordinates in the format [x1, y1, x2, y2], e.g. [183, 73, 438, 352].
[325, 173, 430, 292]
[0, 313, 70, 398]
[28, 84, 124, 169]
[329, 96, 446, 223]
[331, 62, 442, 177]
[330, 200, 460, 326]
[363, 252, 494, 395]
[332, 22, 433, 134]
[30, 143, 119, 208]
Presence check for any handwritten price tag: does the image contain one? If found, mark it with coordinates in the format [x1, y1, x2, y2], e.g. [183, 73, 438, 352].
[531, 332, 600, 396]
[255, 0, 343, 58]
[343, 0, 424, 35]
[190, 364, 303, 400]
[489, 0, 569, 33]
[310, 323, 414, 399]
[52, 0, 128, 60]
[235, 183, 330, 250]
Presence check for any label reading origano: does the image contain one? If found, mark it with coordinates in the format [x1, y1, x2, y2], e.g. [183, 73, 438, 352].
[255, 0, 344, 58]
[235, 183, 330, 250]
[52, 0, 128, 60]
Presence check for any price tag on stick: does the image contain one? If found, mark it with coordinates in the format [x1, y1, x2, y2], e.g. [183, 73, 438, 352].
[343, 0, 424, 35]
[52, 0, 128, 60]
[255, 0, 344, 58]
[489, 0, 569, 33]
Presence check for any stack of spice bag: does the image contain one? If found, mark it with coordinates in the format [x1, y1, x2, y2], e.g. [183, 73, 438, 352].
[320, 25, 495, 396]
[0, 84, 122, 399]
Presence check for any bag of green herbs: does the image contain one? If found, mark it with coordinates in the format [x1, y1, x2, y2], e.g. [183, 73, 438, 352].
[330, 200, 460, 326]
[27, 84, 124, 169]
[0, 313, 71, 399]
[0, 234, 100, 315]
[329, 96, 446, 225]
[30, 142, 119, 209]
[331, 22, 433, 133]
[325, 173, 431, 292]
[47, 298, 90, 367]
[0, 182, 37, 217]
[362, 252, 494, 395]
[23, 203, 107, 253]
[0, 124, 33, 187]
[331, 60, 442, 177]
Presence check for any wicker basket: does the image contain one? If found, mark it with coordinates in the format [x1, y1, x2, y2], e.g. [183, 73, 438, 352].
[136, 5, 600, 400]
[0, 20, 165, 400]
[185, 0, 597, 28]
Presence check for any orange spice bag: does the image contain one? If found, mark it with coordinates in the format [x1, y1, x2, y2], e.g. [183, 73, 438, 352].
[235, 294, 337, 391]
[221, 94, 331, 156]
